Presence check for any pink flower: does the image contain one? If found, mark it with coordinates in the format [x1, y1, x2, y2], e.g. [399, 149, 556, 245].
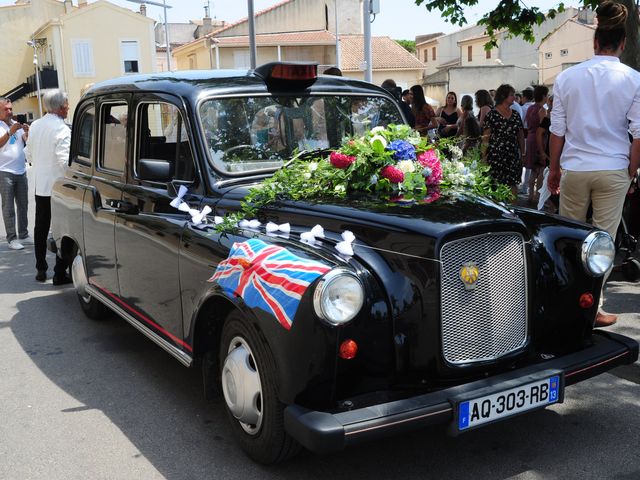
[380, 165, 405, 183]
[417, 150, 443, 186]
[330, 151, 356, 169]
[421, 188, 441, 204]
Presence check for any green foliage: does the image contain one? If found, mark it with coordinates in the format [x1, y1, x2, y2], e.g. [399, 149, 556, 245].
[216, 125, 513, 232]
[395, 39, 417, 53]
[414, 0, 566, 47]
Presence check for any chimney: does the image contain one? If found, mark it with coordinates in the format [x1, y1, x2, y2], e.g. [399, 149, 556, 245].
[63, 0, 72, 14]
[139, 4, 147, 16]
[197, 1, 215, 37]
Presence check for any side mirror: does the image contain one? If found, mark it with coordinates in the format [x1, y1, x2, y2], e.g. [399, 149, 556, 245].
[139, 158, 172, 183]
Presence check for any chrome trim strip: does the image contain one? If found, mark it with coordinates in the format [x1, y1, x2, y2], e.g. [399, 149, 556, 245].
[86, 285, 193, 367]
[343, 407, 453, 437]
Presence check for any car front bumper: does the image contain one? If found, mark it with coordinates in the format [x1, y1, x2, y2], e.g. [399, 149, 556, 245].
[284, 331, 638, 453]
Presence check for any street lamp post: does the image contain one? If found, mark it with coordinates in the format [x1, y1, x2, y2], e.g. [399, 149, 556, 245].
[127, 0, 173, 71]
[247, 0, 257, 69]
[363, 0, 372, 82]
[27, 40, 43, 117]
[335, 0, 340, 69]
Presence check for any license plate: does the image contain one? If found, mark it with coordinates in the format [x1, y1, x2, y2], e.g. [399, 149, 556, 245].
[457, 375, 561, 431]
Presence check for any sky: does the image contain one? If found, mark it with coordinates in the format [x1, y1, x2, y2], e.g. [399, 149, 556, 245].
[2, 0, 570, 40]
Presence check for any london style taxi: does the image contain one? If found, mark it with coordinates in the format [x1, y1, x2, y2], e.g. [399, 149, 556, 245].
[51, 63, 638, 464]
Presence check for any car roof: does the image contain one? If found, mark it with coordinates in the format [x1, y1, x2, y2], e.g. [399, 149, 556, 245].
[85, 69, 394, 105]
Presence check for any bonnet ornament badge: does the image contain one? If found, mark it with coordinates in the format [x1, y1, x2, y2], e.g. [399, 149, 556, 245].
[459, 261, 479, 290]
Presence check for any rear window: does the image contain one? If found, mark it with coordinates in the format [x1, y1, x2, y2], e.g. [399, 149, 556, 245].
[198, 95, 403, 175]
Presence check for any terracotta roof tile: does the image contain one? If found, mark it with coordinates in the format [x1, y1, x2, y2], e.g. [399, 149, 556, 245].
[339, 35, 425, 71]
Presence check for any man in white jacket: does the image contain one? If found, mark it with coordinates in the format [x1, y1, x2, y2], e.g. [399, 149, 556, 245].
[24, 90, 71, 284]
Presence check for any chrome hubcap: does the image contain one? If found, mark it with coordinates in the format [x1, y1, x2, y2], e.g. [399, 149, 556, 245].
[72, 255, 90, 303]
[222, 336, 263, 435]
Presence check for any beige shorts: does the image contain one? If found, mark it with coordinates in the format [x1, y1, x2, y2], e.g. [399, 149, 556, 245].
[559, 169, 630, 239]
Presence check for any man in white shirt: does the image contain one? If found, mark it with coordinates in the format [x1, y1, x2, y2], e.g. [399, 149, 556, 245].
[0, 97, 30, 250]
[548, 1, 640, 327]
[24, 89, 71, 284]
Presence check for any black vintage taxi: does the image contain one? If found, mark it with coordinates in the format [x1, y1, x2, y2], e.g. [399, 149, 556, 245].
[51, 63, 638, 464]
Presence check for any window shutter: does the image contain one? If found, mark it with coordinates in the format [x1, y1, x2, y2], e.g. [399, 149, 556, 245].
[72, 40, 95, 77]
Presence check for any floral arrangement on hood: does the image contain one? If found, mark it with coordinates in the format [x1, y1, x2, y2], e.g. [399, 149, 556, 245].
[218, 124, 512, 230]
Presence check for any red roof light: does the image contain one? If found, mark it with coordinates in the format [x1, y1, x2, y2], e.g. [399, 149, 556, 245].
[254, 62, 318, 84]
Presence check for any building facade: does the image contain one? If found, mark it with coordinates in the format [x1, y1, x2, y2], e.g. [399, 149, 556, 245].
[417, 7, 589, 104]
[1, 0, 155, 122]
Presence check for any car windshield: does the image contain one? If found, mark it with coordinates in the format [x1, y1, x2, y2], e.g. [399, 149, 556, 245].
[199, 95, 403, 175]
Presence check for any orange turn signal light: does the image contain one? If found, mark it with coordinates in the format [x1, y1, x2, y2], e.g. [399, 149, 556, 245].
[579, 292, 594, 309]
[339, 339, 358, 360]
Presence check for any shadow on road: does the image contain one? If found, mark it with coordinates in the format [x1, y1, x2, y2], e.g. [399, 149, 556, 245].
[8, 288, 640, 479]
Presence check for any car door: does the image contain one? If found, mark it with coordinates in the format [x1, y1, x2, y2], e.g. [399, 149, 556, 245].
[114, 95, 201, 354]
[83, 97, 130, 296]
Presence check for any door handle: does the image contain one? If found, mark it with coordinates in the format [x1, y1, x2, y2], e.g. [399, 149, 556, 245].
[106, 199, 138, 214]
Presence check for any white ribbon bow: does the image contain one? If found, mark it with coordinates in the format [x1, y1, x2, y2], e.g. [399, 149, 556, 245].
[238, 219, 262, 229]
[170, 185, 189, 209]
[300, 224, 325, 244]
[191, 205, 212, 225]
[266, 222, 291, 234]
[335, 230, 355, 256]
[178, 202, 211, 225]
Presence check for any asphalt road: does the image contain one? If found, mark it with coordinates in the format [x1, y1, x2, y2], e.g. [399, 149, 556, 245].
[0, 180, 639, 479]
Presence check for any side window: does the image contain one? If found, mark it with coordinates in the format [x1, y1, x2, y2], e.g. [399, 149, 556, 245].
[75, 106, 95, 164]
[99, 103, 128, 172]
[136, 102, 196, 184]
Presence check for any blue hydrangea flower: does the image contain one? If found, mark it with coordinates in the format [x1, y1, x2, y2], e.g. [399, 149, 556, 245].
[421, 166, 433, 178]
[387, 140, 416, 161]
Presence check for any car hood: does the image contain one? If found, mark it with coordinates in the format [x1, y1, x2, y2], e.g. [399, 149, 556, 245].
[219, 185, 526, 260]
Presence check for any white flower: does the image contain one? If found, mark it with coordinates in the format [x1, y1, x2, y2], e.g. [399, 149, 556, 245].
[370, 126, 386, 134]
[334, 184, 346, 194]
[455, 161, 465, 171]
[308, 162, 318, 172]
[450, 145, 463, 160]
[397, 160, 416, 174]
[303, 172, 312, 179]
[369, 135, 388, 149]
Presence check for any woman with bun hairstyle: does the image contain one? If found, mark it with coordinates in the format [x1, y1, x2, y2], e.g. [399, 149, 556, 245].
[547, 1, 640, 327]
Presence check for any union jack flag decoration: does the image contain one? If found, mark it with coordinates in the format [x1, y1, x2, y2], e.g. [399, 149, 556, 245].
[208, 239, 331, 330]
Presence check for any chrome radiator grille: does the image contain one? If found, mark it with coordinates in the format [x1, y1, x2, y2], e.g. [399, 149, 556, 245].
[440, 232, 528, 364]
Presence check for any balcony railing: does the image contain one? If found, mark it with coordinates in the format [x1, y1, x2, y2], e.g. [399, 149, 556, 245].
[27, 68, 59, 91]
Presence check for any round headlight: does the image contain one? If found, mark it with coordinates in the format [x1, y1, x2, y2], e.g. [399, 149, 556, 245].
[581, 231, 615, 276]
[313, 269, 364, 325]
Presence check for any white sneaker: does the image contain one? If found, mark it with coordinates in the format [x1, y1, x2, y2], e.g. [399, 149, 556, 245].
[19, 235, 34, 245]
[8, 240, 24, 250]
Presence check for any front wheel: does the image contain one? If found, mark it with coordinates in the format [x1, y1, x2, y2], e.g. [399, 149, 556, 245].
[218, 312, 300, 464]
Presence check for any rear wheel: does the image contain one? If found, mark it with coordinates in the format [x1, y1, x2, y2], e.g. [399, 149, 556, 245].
[72, 253, 110, 320]
[218, 311, 300, 464]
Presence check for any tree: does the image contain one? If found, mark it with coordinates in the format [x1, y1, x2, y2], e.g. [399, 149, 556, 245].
[396, 39, 417, 53]
[414, 0, 640, 71]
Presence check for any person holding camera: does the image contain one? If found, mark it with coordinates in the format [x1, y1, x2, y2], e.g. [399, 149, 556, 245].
[0, 97, 30, 250]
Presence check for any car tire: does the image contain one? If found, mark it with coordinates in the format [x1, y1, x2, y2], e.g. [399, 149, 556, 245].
[219, 311, 300, 464]
[78, 290, 111, 320]
[622, 259, 640, 282]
